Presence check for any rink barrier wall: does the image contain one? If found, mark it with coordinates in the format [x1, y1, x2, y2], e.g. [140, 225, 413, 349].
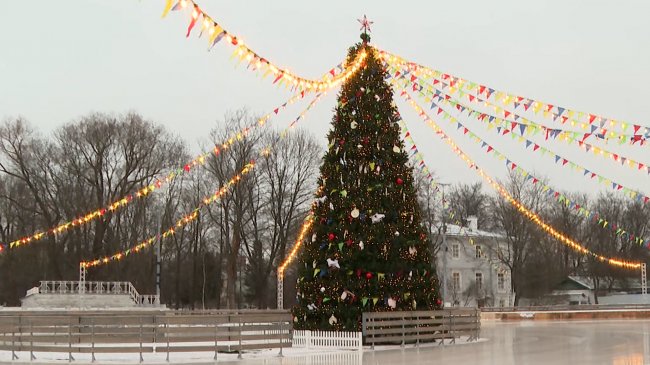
[361, 308, 480, 348]
[0, 309, 292, 362]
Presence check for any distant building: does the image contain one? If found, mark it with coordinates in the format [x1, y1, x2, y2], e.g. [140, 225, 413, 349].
[549, 276, 649, 305]
[436, 216, 514, 308]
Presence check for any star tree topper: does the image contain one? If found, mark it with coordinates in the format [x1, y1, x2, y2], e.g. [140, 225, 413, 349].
[357, 15, 374, 34]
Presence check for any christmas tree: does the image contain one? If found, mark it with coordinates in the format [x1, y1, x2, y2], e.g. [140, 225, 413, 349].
[292, 33, 442, 331]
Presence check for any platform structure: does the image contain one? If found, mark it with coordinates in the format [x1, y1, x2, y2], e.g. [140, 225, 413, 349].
[21, 280, 160, 308]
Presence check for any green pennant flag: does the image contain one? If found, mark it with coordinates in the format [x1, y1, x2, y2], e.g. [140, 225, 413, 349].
[314, 269, 320, 277]
[372, 298, 379, 305]
[323, 297, 331, 303]
[362, 297, 368, 306]
[338, 242, 344, 251]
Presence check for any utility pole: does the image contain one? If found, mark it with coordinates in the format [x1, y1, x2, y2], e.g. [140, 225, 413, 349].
[155, 212, 162, 306]
[440, 183, 450, 307]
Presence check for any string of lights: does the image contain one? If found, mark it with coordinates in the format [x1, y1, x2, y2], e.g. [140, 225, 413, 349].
[398, 89, 642, 270]
[3, 90, 309, 251]
[163, 0, 367, 92]
[81, 91, 329, 269]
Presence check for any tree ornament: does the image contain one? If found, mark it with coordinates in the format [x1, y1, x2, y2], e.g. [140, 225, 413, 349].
[328, 233, 335, 241]
[370, 213, 385, 223]
[387, 297, 397, 309]
[396, 177, 404, 185]
[365, 272, 373, 280]
[395, 231, 400, 236]
[409, 246, 417, 255]
[328, 314, 338, 325]
[351, 208, 360, 218]
[320, 287, 326, 293]
[341, 291, 348, 300]
[393, 145, 400, 153]
[351, 121, 358, 129]
[358, 241, 364, 250]
[327, 258, 340, 269]
[311, 234, 317, 242]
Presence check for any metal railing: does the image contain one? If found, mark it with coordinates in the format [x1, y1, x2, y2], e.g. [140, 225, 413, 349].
[36, 281, 159, 307]
[480, 304, 650, 312]
[0, 310, 292, 362]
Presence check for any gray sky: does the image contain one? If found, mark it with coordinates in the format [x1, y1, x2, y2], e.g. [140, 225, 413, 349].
[1, 0, 649, 200]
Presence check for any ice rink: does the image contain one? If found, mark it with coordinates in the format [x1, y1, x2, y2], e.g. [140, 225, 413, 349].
[230, 320, 650, 365]
[3, 320, 649, 364]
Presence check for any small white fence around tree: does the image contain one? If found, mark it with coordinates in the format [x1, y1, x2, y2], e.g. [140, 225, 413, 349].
[293, 330, 363, 350]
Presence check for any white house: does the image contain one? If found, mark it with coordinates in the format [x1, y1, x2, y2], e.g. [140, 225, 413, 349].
[436, 216, 514, 308]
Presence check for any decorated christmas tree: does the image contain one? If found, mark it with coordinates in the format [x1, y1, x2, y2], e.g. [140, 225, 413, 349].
[292, 32, 442, 331]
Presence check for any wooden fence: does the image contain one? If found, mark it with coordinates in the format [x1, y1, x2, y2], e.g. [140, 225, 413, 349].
[361, 309, 480, 348]
[0, 310, 291, 362]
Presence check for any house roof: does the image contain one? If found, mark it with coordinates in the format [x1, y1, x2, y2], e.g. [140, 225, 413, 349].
[443, 223, 505, 239]
[555, 276, 593, 291]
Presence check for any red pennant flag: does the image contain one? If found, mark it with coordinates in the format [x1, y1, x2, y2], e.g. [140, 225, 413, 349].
[468, 95, 475, 102]
[532, 178, 539, 184]
[644, 197, 649, 204]
[546, 104, 553, 112]
[511, 163, 517, 170]
[186, 7, 200, 37]
[533, 144, 540, 151]
[433, 79, 440, 85]
[463, 128, 469, 135]
[562, 159, 568, 166]
[639, 163, 645, 170]
[504, 111, 511, 118]
[617, 184, 623, 191]
[634, 125, 641, 134]
[588, 114, 596, 124]
[184, 164, 191, 172]
[487, 146, 493, 153]
[591, 173, 596, 179]
[405, 132, 411, 137]
[273, 108, 279, 114]
[511, 122, 517, 130]
[613, 154, 619, 161]
[561, 116, 568, 124]
[554, 192, 560, 198]
[273, 73, 283, 84]
[502, 129, 509, 135]
[410, 75, 417, 82]
[479, 85, 486, 94]
[437, 107, 443, 115]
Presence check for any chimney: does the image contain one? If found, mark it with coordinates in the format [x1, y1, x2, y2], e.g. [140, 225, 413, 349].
[467, 215, 478, 231]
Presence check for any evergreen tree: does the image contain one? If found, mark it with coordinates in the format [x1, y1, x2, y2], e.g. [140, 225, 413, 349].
[292, 36, 442, 331]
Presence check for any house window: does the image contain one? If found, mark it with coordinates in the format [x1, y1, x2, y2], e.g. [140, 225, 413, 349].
[499, 299, 506, 307]
[497, 273, 505, 291]
[475, 272, 483, 291]
[452, 272, 461, 291]
[451, 243, 460, 258]
[475, 245, 482, 258]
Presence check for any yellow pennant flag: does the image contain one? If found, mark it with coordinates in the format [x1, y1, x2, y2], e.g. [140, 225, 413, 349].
[161, 0, 173, 18]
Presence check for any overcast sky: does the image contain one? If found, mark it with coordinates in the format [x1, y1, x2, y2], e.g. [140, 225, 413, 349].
[1, 0, 649, 201]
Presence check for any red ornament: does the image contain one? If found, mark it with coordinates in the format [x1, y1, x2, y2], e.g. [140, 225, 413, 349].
[346, 238, 354, 247]
[356, 269, 363, 278]
[328, 233, 336, 241]
[365, 272, 373, 280]
[396, 178, 404, 185]
[436, 299, 442, 306]
[339, 138, 345, 145]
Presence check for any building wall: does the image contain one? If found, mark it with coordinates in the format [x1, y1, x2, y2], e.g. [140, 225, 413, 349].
[437, 233, 513, 308]
[21, 293, 137, 308]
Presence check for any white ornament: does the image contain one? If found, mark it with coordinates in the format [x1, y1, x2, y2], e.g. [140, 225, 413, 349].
[327, 258, 340, 269]
[387, 297, 397, 309]
[294, 316, 298, 322]
[395, 231, 400, 236]
[341, 291, 348, 300]
[307, 304, 317, 311]
[409, 246, 417, 255]
[312, 234, 317, 242]
[393, 145, 400, 153]
[370, 213, 386, 224]
[412, 300, 417, 309]
[329, 202, 334, 210]
[409, 271, 413, 278]
[359, 241, 364, 250]
[316, 196, 327, 203]
[351, 121, 357, 129]
[328, 314, 338, 325]
[320, 287, 326, 293]
[351, 208, 360, 218]
[357, 144, 363, 148]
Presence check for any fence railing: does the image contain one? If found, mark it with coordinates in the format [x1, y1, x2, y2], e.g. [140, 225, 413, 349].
[0, 310, 292, 362]
[480, 304, 650, 312]
[36, 281, 159, 307]
[293, 330, 362, 350]
[361, 309, 480, 348]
